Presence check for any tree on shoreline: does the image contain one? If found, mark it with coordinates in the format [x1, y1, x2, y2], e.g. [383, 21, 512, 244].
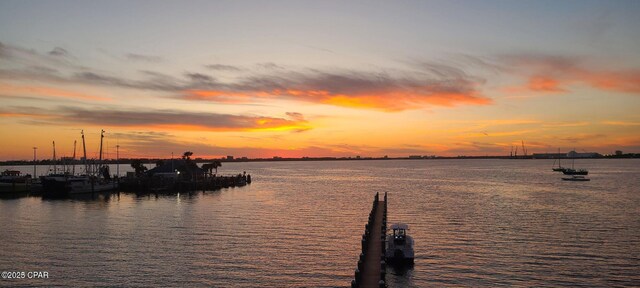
[131, 159, 147, 177]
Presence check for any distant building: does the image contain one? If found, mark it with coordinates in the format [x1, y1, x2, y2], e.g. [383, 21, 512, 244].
[226, 156, 234, 160]
[532, 153, 566, 159]
[615, 150, 623, 156]
[567, 151, 602, 158]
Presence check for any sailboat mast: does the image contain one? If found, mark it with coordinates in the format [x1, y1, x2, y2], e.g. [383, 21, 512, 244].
[82, 130, 88, 175]
[558, 148, 561, 168]
[99, 130, 104, 163]
[72, 140, 77, 175]
[52, 141, 57, 174]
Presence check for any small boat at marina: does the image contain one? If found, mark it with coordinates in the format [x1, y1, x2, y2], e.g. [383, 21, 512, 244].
[562, 175, 590, 181]
[42, 130, 118, 197]
[42, 173, 117, 196]
[0, 170, 32, 194]
[385, 223, 414, 264]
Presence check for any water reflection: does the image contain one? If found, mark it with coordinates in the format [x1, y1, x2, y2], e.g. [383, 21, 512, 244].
[1, 159, 639, 287]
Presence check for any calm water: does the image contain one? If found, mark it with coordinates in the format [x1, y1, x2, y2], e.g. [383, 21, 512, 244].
[1, 159, 639, 287]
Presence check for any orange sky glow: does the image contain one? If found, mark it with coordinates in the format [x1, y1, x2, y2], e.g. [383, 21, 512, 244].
[1, 1, 639, 160]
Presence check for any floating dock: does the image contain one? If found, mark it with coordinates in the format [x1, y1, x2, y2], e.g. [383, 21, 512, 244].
[352, 192, 387, 288]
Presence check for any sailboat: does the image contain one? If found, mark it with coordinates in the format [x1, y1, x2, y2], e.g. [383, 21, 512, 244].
[552, 149, 567, 172]
[42, 130, 118, 196]
[562, 150, 589, 176]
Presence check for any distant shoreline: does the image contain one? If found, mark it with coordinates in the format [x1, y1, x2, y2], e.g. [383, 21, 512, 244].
[1, 154, 638, 166]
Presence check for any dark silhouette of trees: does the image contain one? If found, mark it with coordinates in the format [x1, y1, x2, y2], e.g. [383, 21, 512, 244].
[177, 151, 199, 180]
[131, 159, 148, 177]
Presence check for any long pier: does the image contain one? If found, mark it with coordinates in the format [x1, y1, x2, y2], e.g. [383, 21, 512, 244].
[352, 192, 387, 288]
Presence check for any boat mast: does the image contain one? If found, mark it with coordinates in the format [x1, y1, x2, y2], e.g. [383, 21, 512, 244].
[82, 130, 88, 175]
[116, 144, 120, 179]
[558, 148, 561, 168]
[72, 140, 77, 175]
[33, 147, 37, 178]
[52, 141, 57, 174]
[99, 129, 104, 164]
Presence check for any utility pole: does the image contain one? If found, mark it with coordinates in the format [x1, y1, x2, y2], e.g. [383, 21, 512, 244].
[32, 147, 37, 178]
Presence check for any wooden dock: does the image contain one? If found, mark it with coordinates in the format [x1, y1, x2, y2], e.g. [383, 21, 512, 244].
[352, 192, 387, 288]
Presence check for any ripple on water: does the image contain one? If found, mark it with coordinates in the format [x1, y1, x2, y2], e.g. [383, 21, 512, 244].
[1, 159, 639, 287]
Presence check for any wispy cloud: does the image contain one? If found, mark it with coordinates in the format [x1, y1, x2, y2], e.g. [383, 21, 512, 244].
[125, 53, 163, 63]
[0, 82, 110, 101]
[204, 64, 244, 72]
[183, 67, 492, 111]
[256, 62, 285, 70]
[542, 121, 590, 127]
[602, 121, 640, 126]
[0, 105, 310, 132]
[502, 53, 640, 95]
[0, 42, 494, 111]
[560, 133, 607, 143]
[48, 47, 69, 57]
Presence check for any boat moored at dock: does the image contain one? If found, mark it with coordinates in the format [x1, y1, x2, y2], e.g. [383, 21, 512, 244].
[385, 223, 414, 264]
[42, 130, 118, 197]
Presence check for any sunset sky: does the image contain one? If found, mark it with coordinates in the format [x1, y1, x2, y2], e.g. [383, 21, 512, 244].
[1, 0, 639, 160]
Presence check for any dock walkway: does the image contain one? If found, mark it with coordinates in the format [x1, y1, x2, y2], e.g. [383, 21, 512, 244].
[352, 192, 387, 288]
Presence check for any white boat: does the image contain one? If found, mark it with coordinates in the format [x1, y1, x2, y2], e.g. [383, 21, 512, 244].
[42, 174, 117, 195]
[385, 223, 414, 264]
